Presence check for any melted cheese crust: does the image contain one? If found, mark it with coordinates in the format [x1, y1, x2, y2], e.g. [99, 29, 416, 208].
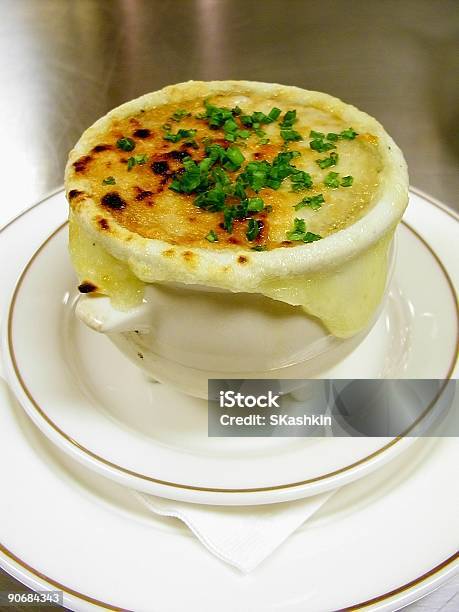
[66, 82, 408, 337]
[68, 94, 382, 250]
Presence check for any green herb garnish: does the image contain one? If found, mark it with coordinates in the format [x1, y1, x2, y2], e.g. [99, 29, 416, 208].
[286, 218, 322, 242]
[246, 218, 261, 241]
[127, 154, 148, 171]
[205, 230, 218, 242]
[315, 151, 339, 169]
[323, 172, 354, 188]
[310, 130, 325, 139]
[195, 187, 227, 211]
[310, 138, 336, 153]
[280, 110, 302, 142]
[102, 176, 116, 185]
[295, 193, 325, 210]
[247, 197, 264, 212]
[267, 107, 282, 121]
[163, 128, 197, 143]
[290, 171, 313, 191]
[223, 206, 236, 232]
[170, 157, 211, 194]
[223, 145, 245, 171]
[238, 150, 300, 192]
[171, 109, 191, 121]
[281, 129, 303, 142]
[200, 100, 235, 128]
[324, 171, 340, 188]
[286, 217, 307, 240]
[340, 128, 358, 140]
[341, 175, 354, 187]
[303, 232, 322, 243]
[281, 110, 297, 128]
[251, 244, 267, 251]
[309, 130, 339, 153]
[223, 118, 246, 142]
[117, 137, 135, 152]
[240, 107, 281, 127]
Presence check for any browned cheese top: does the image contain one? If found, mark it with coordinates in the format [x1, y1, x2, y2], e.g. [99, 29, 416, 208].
[68, 94, 383, 251]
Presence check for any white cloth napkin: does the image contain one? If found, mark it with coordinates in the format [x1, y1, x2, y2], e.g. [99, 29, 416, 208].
[134, 490, 335, 573]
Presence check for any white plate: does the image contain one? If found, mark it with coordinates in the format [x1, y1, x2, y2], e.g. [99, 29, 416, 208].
[0, 379, 457, 611]
[1, 189, 458, 505]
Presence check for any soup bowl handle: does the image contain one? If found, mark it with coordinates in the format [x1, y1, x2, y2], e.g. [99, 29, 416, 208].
[75, 295, 153, 334]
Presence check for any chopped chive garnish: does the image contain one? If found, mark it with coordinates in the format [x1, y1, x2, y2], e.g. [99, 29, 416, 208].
[171, 109, 191, 121]
[224, 146, 245, 171]
[315, 151, 339, 169]
[127, 153, 148, 171]
[280, 110, 302, 142]
[290, 171, 313, 191]
[310, 130, 325, 139]
[237, 129, 251, 139]
[309, 129, 350, 152]
[238, 150, 300, 192]
[163, 128, 197, 143]
[223, 118, 238, 137]
[281, 110, 297, 128]
[268, 107, 281, 121]
[240, 115, 253, 127]
[246, 218, 261, 241]
[286, 218, 322, 242]
[117, 137, 135, 152]
[286, 217, 306, 240]
[223, 206, 236, 232]
[162, 101, 357, 245]
[341, 175, 354, 187]
[102, 176, 116, 185]
[340, 128, 358, 140]
[310, 138, 336, 152]
[303, 232, 322, 243]
[240, 107, 281, 128]
[281, 128, 303, 142]
[247, 197, 264, 212]
[323, 172, 354, 188]
[200, 99, 235, 128]
[324, 171, 340, 188]
[295, 193, 325, 210]
[195, 187, 226, 211]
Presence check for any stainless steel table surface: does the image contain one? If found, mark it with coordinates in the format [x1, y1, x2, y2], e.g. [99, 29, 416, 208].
[0, 1, 457, 610]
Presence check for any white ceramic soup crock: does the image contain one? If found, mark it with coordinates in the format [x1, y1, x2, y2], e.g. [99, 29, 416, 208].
[75, 241, 396, 399]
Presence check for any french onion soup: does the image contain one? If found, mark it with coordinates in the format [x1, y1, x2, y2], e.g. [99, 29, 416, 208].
[65, 81, 408, 337]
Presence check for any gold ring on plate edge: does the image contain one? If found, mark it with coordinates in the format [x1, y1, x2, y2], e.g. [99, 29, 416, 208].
[0, 187, 458, 612]
[5, 200, 459, 493]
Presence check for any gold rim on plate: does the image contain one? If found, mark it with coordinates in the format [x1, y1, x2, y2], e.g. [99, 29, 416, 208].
[5, 221, 459, 493]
